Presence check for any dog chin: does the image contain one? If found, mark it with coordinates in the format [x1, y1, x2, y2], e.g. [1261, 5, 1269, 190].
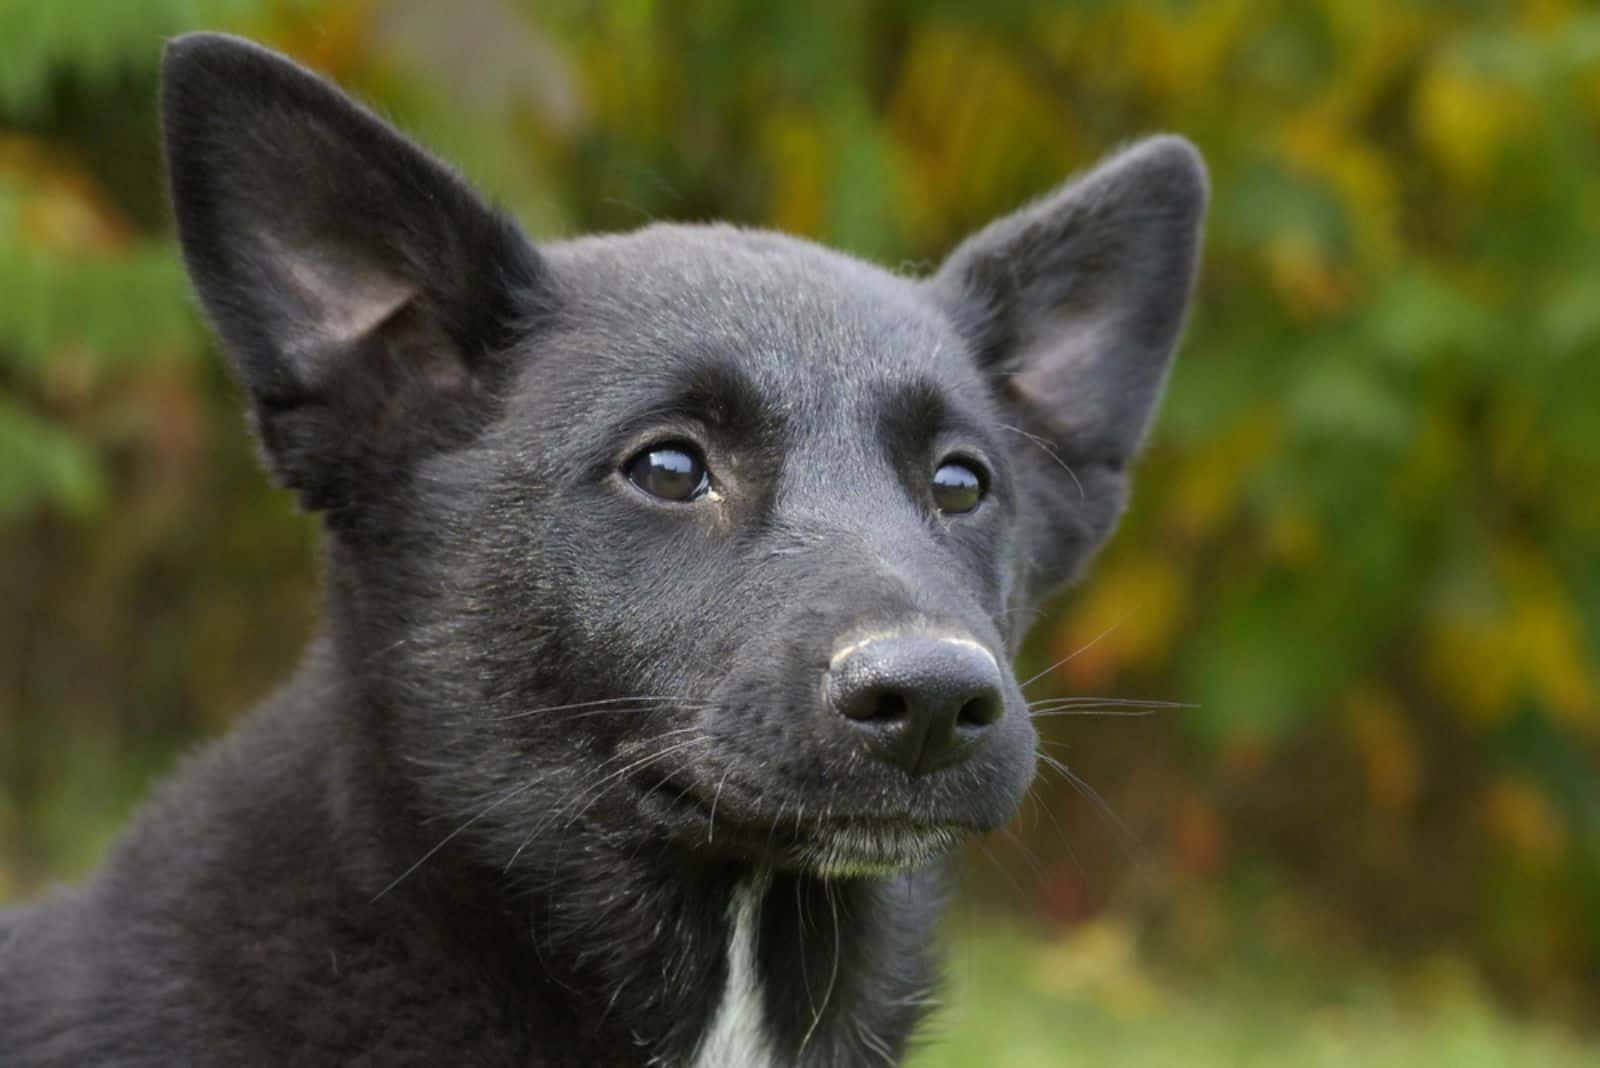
[791, 821, 964, 878]
[638, 786, 968, 877]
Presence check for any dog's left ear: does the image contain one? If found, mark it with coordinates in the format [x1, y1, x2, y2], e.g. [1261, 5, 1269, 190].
[930, 136, 1207, 603]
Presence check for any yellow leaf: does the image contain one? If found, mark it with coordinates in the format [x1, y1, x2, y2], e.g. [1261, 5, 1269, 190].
[1264, 229, 1352, 321]
[1344, 685, 1422, 813]
[1480, 777, 1566, 861]
[1424, 548, 1599, 731]
[265, 0, 381, 84]
[1412, 62, 1534, 185]
[1109, 0, 1250, 103]
[761, 113, 826, 237]
[1520, 0, 1580, 30]
[1264, 506, 1323, 570]
[0, 136, 132, 254]
[1278, 113, 1401, 269]
[885, 25, 1078, 247]
[1497, 549, 1598, 731]
[1166, 408, 1279, 540]
[1424, 615, 1516, 726]
[1314, 0, 1433, 123]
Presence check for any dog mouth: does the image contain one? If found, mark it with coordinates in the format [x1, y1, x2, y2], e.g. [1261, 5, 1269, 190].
[639, 776, 970, 876]
[791, 821, 964, 877]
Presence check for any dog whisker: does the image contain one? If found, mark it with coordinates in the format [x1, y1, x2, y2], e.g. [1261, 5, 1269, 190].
[707, 767, 733, 845]
[1028, 696, 1194, 709]
[555, 736, 706, 832]
[1000, 423, 1085, 502]
[1028, 695, 1195, 720]
[1035, 750, 1138, 856]
[1018, 610, 1135, 690]
[501, 736, 707, 874]
[970, 835, 1028, 898]
[559, 701, 713, 724]
[997, 826, 1047, 888]
[1023, 782, 1084, 878]
[491, 696, 709, 723]
[799, 877, 843, 1055]
[796, 880, 815, 1023]
[373, 778, 539, 902]
[767, 799, 788, 855]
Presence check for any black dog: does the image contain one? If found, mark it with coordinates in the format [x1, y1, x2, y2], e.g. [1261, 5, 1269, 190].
[0, 33, 1205, 1067]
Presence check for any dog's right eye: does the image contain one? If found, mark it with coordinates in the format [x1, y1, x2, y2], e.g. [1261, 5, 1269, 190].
[623, 444, 709, 502]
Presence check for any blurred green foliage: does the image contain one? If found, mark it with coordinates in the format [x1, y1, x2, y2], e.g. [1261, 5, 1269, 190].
[912, 920, 1599, 1067]
[1, 0, 1597, 1046]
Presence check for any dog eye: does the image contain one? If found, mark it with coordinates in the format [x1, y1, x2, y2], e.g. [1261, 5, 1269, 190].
[624, 444, 709, 502]
[931, 460, 984, 514]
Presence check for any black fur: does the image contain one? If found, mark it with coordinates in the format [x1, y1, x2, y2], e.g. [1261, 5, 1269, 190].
[0, 34, 1205, 1067]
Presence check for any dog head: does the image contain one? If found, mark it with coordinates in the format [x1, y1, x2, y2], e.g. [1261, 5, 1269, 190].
[161, 34, 1205, 879]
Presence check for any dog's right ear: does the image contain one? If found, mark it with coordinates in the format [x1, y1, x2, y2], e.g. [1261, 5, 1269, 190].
[161, 33, 548, 512]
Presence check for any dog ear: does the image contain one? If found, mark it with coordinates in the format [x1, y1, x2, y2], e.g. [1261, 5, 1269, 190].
[161, 33, 548, 512]
[930, 136, 1207, 603]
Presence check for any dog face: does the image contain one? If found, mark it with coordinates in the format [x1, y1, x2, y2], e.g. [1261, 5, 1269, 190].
[161, 36, 1204, 880]
[450, 230, 1040, 875]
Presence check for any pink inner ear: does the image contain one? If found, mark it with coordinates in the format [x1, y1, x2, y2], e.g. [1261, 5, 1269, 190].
[1008, 313, 1122, 427]
[260, 227, 417, 354]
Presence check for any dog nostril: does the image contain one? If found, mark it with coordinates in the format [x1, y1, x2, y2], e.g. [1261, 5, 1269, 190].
[835, 686, 910, 724]
[873, 691, 909, 724]
[958, 694, 1001, 728]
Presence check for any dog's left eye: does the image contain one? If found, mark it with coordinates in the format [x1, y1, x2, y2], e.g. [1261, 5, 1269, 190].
[624, 444, 709, 502]
[931, 460, 985, 514]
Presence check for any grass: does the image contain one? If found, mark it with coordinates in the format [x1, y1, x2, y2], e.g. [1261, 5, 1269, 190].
[911, 921, 1595, 1068]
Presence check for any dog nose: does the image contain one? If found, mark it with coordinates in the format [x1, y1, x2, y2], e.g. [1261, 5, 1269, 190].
[827, 635, 1005, 776]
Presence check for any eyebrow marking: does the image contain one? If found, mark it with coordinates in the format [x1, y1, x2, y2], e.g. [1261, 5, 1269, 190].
[623, 355, 782, 443]
[873, 374, 1003, 462]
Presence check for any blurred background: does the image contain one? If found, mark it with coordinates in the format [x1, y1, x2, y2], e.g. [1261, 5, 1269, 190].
[2, 0, 1597, 1063]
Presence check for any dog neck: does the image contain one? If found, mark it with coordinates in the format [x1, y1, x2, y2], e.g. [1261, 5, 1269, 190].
[690, 874, 777, 1068]
[508, 846, 943, 1066]
[684, 868, 944, 1068]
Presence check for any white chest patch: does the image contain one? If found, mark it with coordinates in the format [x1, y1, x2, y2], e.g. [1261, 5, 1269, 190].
[687, 878, 781, 1068]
